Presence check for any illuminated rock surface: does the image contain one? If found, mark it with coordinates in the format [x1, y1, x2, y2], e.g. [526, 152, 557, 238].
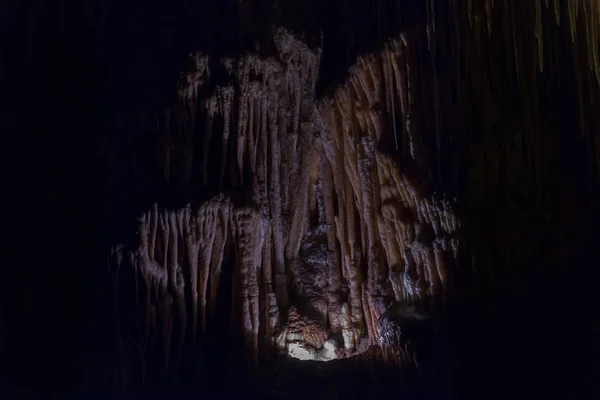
[7, 0, 600, 398]
[100, 0, 600, 396]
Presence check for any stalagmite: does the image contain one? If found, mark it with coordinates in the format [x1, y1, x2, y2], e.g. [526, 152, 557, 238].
[341, 302, 355, 350]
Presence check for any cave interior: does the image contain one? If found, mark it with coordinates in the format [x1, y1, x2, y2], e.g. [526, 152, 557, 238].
[3, 0, 600, 399]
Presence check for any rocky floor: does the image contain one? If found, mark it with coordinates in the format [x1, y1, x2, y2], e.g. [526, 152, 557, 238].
[267, 345, 449, 400]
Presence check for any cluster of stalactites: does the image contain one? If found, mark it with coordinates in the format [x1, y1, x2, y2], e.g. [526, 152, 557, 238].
[167, 29, 322, 190]
[317, 34, 459, 346]
[109, 196, 280, 384]
[109, 28, 326, 381]
[462, 0, 600, 80]
[453, 0, 600, 181]
[109, 25, 461, 385]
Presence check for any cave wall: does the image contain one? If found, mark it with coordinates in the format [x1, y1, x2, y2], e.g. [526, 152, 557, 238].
[4, 0, 600, 398]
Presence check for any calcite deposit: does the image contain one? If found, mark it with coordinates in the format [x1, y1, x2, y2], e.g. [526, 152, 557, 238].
[109, 27, 459, 387]
[103, 0, 600, 392]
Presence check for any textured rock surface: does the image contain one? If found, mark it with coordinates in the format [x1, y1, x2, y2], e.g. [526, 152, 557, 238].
[106, 23, 464, 388]
[98, 1, 600, 394]
[8, 0, 600, 398]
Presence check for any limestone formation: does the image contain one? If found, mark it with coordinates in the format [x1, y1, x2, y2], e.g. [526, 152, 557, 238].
[103, 0, 600, 391]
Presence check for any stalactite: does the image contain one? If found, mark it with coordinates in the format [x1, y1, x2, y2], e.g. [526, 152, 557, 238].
[485, 0, 492, 34]
[340, 302, 355, 350]
[209, 199, 230, 317]
[383, 45, 399, 150]
[361, 284, 375, 344]
[285, 141, 313, 260]
[318, 139, 342, 333]
[268, 94, 288, 311]
[260, 223, 276, 344]
[536, 0, 544, 72]
[197, 203, 218, 333]
[232, 206, 264, 363]
[201, 95, 216, 186]
[183, 205, 200, 344]
[217, 85, 234, 186]
[168, 211, 186, 384]
[109, 20, 473, 386]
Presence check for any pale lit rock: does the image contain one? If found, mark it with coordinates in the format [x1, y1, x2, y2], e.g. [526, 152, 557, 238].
[109, 25, 464, 385]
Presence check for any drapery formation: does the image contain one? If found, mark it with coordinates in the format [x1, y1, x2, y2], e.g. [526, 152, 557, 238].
[6, 0, 600, 396]
[108, 26, 460, 387]
[101, 0, 600, 393]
